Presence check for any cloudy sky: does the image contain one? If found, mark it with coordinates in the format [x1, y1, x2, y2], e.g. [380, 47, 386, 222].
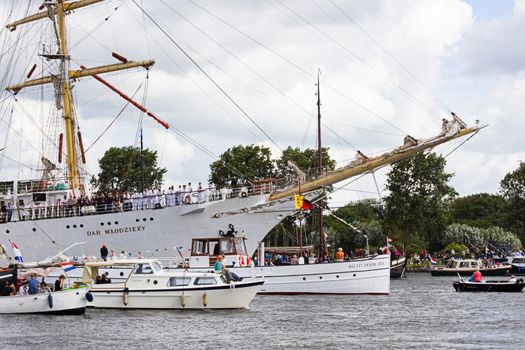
[0, 0, 524, 207]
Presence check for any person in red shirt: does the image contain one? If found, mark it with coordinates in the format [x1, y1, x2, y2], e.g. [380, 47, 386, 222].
[469, 270, 482, 282]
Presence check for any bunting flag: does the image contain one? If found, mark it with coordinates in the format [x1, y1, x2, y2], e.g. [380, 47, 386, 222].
[11, 242, 23, 263]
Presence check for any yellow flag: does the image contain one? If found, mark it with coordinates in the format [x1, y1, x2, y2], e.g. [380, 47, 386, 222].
[294, 194, 304, 209]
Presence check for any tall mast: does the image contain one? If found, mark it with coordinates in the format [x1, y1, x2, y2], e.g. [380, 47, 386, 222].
[56, 0, 80, 192]
[5, 0, 155, 194]
[316, 69, 325, 255]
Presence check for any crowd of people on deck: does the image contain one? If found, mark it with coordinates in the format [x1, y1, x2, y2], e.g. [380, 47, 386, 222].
[0, 181, 266, 223]
[0, 272, 67, 297]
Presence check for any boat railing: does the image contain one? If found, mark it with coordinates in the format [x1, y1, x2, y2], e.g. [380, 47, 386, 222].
[0, 181, 286, 223]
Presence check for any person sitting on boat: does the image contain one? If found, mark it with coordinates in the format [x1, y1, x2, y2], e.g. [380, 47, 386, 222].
[509, 275, 518, 283]
[214, 255, 232, 283]
[54, 275, 66, 291]
[335, 248, 345, 262]
[27, 273, 40, 294]
[468, 270, 482, 283]
[1, 280, 16, 296]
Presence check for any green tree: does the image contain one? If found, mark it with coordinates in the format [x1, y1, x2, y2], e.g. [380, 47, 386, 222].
[499, 163, 525, 242]
[209, 145, 275, 188]
[90, 146, 166, 194]
[449, 193, 508, 229]
[384, 152, 457, 251]
[275, 146, 337, 180]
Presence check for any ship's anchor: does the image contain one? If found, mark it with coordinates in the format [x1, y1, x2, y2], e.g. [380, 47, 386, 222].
[219, 224, 237, 237]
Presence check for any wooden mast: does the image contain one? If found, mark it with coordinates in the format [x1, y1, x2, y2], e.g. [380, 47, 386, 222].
[316, 69, 325, 256]
[5, 0, 155, 193]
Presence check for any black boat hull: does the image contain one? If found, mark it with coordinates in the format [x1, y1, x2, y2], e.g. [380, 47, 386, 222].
[453, 280, 525, 292]
[431, 266, 510, 277]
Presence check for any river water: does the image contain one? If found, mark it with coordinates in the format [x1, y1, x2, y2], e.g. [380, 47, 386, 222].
[1, 273, 524, 349]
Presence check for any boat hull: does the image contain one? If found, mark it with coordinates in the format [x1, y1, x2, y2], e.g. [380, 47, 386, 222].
[453, 281, 525, 292]
[0, 287, 88, 314]
[0, 194, 315, 261]
[230, 254, 390, 295]
[390, 256, 406, 279]
[87, 280, 263, 309]
[431, 266, 511, 277]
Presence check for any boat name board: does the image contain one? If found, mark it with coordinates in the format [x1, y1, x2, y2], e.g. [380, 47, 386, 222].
[87, 225, 146, 237]
[348, 260, 387, 270]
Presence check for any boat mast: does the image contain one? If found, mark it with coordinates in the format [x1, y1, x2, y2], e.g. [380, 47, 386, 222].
[56, 0, 80, 192]
[5, 0, 155, 194]
[316, 69, 326, 256]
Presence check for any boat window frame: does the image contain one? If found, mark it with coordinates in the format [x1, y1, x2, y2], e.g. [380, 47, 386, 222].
[168, 277, 191, 287]
[194, 277, 218, 285]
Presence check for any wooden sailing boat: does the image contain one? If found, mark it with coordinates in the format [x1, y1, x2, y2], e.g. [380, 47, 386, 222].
[0, 1, 484, 266]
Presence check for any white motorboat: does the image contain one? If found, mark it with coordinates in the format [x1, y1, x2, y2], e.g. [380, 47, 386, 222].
[82, 259, 264, 309]
[188, 236, 390, 295]
[0, 287, 89, 315]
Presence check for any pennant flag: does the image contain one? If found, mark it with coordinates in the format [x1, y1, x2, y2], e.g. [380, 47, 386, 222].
[301, 199, 314, 210]
[59, 261, 77, 272]
[11, 242, 23, 263]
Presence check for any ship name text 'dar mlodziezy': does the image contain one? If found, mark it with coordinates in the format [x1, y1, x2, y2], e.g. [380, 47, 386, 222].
[87, 225, 146, 237]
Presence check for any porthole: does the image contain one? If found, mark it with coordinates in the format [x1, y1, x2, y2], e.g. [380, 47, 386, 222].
[302, 277, 306, 281]
[120, 272, 124, 277]
[32, 228, 36, 232]
[73, 225, 77, 228]
[353, 274, 356, 277]
[80, 224, 84, 228]
[336, 275, 339, 278]
[319, 276, 322, 279]
[107, 222, 111, 226]
[136, 219, 140, 222]
[100, 222, 104, 226]
[6, 230, 10, 234]
[143, 218, 147, 222]
[149, 217, 153, 221]
[153, 280, 158, 285]
[66, 225, 70, 229]
[114, 221, 118, 225]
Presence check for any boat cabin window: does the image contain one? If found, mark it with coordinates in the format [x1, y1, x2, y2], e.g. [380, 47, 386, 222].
[514, 258, 525, 264]
[134, 263, 153, 274]
[235, 238, 247, 255]
[194, 277, 217, 285]
[220, 240, 234, 255]
[210, 241, 220, 256]
[459, 261, 469, 268]
[151, 262, 162, 273]
[193, 240, 209, 255]
[169, 277, 191, 286]
[471, 261, 479, 268]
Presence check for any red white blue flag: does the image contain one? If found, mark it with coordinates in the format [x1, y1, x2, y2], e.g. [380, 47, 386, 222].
[11, 242, 23, 263]
[59, 261, 77, 272]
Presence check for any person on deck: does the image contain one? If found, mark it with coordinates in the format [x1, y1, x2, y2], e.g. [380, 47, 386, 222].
[27, 273, 40, 294]
[54, 275, 66, 292]
[469, 270, 482, 283]
[335, 248, 345, 262]
[100, 244, 109, 261]
[214, 255, 233, 283]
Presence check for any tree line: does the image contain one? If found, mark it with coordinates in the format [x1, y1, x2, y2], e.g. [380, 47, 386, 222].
[91, 145, 525, 255]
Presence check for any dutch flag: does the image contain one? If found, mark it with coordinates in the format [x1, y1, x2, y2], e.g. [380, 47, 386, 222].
[430, 257, 437, 265]
[59, 261, 77, 273]
[11, 242, 23, 263]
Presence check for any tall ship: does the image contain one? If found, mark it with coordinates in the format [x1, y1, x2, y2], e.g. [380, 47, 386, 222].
[0, 1, 484, 262]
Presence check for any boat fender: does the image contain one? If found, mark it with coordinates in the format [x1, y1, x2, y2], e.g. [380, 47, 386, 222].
[85, 292, 94, 302]
[123, 287, 130, 306]
[180, 293, 187, 308]
[48, 293, 53, 309]
[202, 292, 208, 307]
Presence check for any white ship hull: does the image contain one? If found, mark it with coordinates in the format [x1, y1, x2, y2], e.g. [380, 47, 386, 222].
[0, 287, 88, 314]
[0, 193, 311, 261]
[230, 254, 391, 295]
